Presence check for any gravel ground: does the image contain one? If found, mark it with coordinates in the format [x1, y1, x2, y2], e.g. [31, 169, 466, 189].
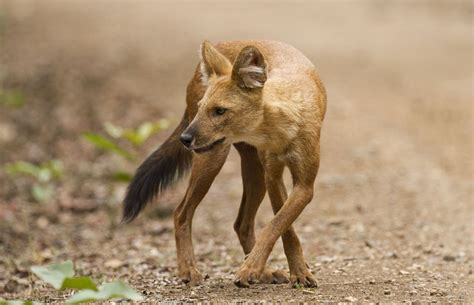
[0, 1, 472, 303]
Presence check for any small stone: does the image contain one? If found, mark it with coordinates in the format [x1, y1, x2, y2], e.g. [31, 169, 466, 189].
[409, 263, 423, 270]
[384, 289, 391, 295]
[328, 219, 344, 226]
[320, 256, 338, 263]
[443, 255, 456, 262]
[430, 289, 447, 296]
[369, 279, 376, 284]
[105, 259, 124, 269]
[409, 289, 417, 295]
[399, 270, 410, 275]
[36, 217, 49, 229]
[344, 296, 358, 302]
[0, 122, 16, 142]
[386, 252, 399, 259]
[303, 289, 316, 295]
[59, 198, 98, 213]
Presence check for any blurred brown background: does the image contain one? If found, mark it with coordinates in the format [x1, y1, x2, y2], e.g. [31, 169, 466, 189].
[0, 0, 472, 303]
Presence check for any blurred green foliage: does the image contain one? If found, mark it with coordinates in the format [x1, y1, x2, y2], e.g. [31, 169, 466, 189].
[30, 260, 107, 293]
[104, 120, 170, 146]
[0, 301, 43, 305]
[111, 171, 133, 182]
[4, 160, 63, 202]
[65, 282, 143, 304]
[82, 133, 132, 160]
[83, 120, 170, 182]
[0, 89, 25, 107]
[28, 261, 142, 304]
[5, 160, 63, 182]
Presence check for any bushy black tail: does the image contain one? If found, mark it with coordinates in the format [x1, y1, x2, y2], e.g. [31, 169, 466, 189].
[122, 114, 192, 223]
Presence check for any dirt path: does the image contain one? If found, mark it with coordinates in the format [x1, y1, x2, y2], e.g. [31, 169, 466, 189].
[0, 1, 472, 303]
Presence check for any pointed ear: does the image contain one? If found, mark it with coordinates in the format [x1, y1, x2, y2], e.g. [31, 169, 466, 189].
[199, 40, 232, 84]
[232, 46, 267, 89]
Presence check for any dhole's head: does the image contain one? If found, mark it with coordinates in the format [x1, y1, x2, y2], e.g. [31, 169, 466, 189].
[180, 41, 267, 153]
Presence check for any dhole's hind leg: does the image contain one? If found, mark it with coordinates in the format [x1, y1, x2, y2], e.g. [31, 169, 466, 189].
[233, 143, 264, 253]
[233, 143, 289, 284]
[173, 145, 230, 285]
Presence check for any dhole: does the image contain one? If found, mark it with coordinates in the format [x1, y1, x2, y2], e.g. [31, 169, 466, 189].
[123, 40, 327, 288]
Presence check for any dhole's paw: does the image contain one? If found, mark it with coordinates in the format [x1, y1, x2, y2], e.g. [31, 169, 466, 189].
[179, 267, 204, 286]
[233, 264, 263, 288]
[259, 267, 289, 284]
[290, 269, 317, 288]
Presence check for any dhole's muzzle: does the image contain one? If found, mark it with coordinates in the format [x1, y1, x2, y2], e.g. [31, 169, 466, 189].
[180, 125, 226, 153]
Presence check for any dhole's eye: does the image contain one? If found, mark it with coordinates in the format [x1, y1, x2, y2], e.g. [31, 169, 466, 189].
[213, 107, 227, 116]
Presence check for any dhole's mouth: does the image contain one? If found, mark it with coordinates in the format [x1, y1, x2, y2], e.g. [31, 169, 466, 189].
[193, 137, 226, 153]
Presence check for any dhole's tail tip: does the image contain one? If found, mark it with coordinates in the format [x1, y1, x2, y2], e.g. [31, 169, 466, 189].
[121, 198, 138, 224]
[120, 214, 133, 224]
[120, 213, 135, 224]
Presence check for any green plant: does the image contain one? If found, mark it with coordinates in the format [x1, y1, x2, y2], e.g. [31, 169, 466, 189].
[83, 120, 170, 182]
[4, 160, 63, 202]
[0, 301, 43, 305]
[31, 261, 96, 290]
[65, 282, 143, 304]
[0, 89, 25, 107]
[104, 120, 169, 146]
[82, 133, 132, 160]
[29, 261, 143, 304]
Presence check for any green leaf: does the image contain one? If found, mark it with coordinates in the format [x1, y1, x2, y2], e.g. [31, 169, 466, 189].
[136, 122, 154, 143]
[31, 184, 53, 203]
[104, 120, 169, 147]
[0, 300, 43, 305]
[31, 262, 98, 291]
[112, 171, 133, 183]
[36, 168, 52, 183]
[4, 160, 62, 182]
[62, 277, 97, 291]
[66, 281, 143, 304]
[82, 133, 132, 160]
[104, 122, 124, 138]
[31, 261, 74, 289]
[123, 121, 166, 146]
[122, 130, 142, 146]
[4, 161, 41, 179]
[43, 160, 64, 179]
[157, 118, 171, 130]
[0, 90, 25, 107]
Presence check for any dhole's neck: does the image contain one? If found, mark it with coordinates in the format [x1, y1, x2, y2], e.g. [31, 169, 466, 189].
[241, 101, 299, 153]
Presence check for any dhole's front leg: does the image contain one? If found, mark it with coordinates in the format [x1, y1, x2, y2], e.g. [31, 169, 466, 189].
[233, 143, 290, 284]
[173, 145, 230, 285]
[234, 152, 319, 288]
[263, 154, 317, 287]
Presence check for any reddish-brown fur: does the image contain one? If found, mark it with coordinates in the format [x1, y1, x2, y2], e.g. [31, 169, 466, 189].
[123, 40, 326, 288]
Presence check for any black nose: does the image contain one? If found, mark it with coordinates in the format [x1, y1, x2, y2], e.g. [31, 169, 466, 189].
[180, 132, 194, 148]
